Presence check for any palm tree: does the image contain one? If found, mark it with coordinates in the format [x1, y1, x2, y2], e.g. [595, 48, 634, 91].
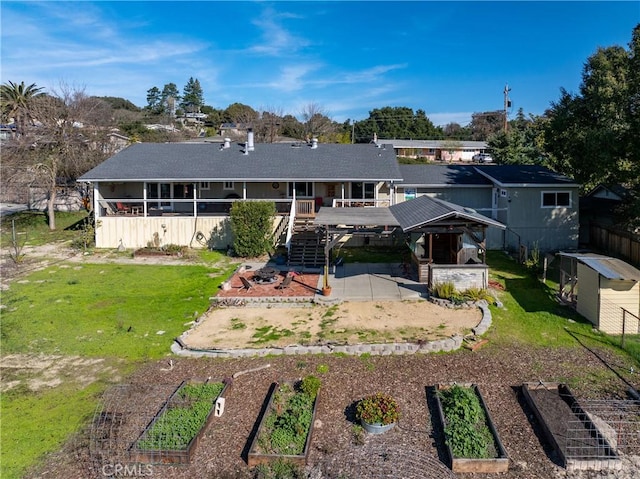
[0, 80, 45, 137]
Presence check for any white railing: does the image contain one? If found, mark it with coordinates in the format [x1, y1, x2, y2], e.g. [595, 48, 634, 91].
[332, 198, 390, 208]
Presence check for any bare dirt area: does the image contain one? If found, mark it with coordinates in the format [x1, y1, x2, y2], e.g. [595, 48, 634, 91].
[184, 301, 481, 349]
[27, 347, 640, 479]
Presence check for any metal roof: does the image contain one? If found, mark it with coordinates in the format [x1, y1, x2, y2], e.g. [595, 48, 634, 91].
[376, 139, 488, 149]
[558, 252, 640, 281]
[78, 142, 403, 182]
[314, 207, 400, 227]
[389, 195, 505, 232]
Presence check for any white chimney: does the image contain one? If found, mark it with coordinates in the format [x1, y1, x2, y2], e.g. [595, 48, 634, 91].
[311, 138, 318, 149]
[373, 132, 378, 143]
[224, 138, 231, 149]
[247, 128, 255, 151]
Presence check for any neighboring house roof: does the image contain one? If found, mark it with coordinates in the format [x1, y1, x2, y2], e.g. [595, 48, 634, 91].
[314, 207, 400, 227]
[397, 165, 492, 187]
[389, 195, 505, 232]
[558, 252, 640, 281]
[475, 165, 579, 187]
[376, 139, 488, 150]
[78, 142, 403, 182]
[584, 184, 632, 201]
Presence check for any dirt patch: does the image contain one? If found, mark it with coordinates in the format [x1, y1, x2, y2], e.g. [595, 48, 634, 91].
[183, 300, 481, 349]
[0, 354, 122, 393]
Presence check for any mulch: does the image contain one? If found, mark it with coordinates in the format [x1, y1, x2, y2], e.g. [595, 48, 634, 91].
[28, 343, 639, 479]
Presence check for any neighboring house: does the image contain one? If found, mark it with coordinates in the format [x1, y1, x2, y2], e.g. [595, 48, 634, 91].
[395, 164, 580, 253]
[375, 138, 488, 162]
[579, 184, 633, 245]
[79, 138, 579, 286]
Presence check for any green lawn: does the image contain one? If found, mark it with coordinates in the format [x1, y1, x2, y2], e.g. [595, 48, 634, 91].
[0, 253, 235, 479]
[0, 210, 90, 248]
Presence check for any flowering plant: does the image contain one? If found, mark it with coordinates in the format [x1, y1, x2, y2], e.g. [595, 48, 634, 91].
[356, 392, 400, 425]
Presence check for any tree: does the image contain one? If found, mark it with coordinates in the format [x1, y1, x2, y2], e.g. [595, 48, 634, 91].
[0, 80, 45, 137]
[2, 84, 114, 230]
[180, 77, 204, 113]
[469, 111, 504, 140]
[487, 110, 546, 165]
[145, 86, 163, 114]
[300, 102, 334, 140]
[440, 139, 463, 163]
[280, 114, 304, 139]
[223, 103, 258, 125]
[353, 106, 441, 142]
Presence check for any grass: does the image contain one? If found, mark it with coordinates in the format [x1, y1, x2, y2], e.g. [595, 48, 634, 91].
[0, 210, 90, 247]
[0, 251, 235, 479]
[1, 261, 234, 359]
[334, 245, 408, 264]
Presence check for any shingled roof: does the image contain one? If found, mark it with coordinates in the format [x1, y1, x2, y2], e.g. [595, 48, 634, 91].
[78, 142, 403, 182]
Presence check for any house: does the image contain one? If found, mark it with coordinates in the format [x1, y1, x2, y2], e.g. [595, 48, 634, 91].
[375, 138, 489, 162]
[394, 164, 580, 254]
[79, 138, 579, 287]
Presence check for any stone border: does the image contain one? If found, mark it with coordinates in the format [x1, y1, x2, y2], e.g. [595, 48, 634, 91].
[172, 300, 493, 359]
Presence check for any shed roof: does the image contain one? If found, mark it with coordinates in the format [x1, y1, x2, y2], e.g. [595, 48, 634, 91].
[558, 253, 640, 281]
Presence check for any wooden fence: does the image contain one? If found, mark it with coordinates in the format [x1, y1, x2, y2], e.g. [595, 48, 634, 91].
[589, 223, 640, 267]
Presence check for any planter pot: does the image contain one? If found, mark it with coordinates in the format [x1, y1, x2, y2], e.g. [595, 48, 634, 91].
[361, 419, 396, 434]
[247, 381, 319, 468]
[322, 286, 332, 296]
[435, 383, 509, 473]
[129, 379, 229, 464]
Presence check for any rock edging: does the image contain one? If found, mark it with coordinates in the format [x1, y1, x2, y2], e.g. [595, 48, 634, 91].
[172, 301, 493, 359]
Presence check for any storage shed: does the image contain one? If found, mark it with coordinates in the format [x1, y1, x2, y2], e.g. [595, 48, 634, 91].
[558, 253, 640, 334]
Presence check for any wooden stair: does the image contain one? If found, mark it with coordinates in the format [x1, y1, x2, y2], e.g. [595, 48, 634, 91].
[288, 218, 325, 267]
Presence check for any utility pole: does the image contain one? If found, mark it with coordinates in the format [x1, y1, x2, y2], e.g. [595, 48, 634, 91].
[503, 84, 511, 132]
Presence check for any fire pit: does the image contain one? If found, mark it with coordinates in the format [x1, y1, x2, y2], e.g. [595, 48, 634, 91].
[253, 267, 280, 284]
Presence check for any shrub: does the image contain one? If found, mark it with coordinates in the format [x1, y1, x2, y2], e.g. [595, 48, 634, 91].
[230, 201, 276, 257]
[299, 375, 321, 400]
[355, 392, 400, 425]
[463, 287, 493, 302]
[432, 281, 457, 300]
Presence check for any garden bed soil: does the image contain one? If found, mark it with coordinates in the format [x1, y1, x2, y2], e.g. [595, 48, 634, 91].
[434, 383, 509, 473]
[25, 346, 640, 479]
[247, 381, 319, 468]
[522, 382, 621, 471]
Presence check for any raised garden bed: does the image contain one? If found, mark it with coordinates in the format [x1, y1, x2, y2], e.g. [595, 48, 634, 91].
[522, 382, 621, 471]
[247, 377, 320, 468]
[434, 383, 509, 473]
[129, 379, 229, 464]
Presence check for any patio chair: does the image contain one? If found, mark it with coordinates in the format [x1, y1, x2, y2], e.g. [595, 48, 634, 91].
[116, 202, 131, 214]
[238, 276, 253, 292]
[275, 274, 293, 290]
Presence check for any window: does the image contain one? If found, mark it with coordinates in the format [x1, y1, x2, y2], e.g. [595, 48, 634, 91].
[199, 182, 210, 190]
[223, 181, 234, 190]
[352, 182, 375, 199]
[541, 191, 571, 208]
[288, 182, 313, 198]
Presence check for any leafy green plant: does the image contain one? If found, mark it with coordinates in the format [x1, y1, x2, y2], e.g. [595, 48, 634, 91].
[136, 381, 225, 451]
[351, 424, 365, 445]
[255, 378, 319, 456]
[431, 281, 457, 300]
[253, 458, 304, 479]
[229, 201, 276, 257]
[316, 364, 329, 374]
[439, 385, 495, 459]
[355, 392, 400, 425]
[462, 287, 493, 302]
[300, 375, 321, 400]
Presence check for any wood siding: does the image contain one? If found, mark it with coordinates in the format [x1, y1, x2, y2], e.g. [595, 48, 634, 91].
[599, 279, 640, 335]
[576, 263, 600, 327]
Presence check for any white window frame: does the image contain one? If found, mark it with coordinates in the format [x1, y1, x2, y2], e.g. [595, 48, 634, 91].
[223, 181, 234, 191]
[199, 181, 210, 190]
[541, 191, 571, 208]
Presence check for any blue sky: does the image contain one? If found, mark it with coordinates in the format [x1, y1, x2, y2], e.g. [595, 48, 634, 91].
[1, 1, 638, 126]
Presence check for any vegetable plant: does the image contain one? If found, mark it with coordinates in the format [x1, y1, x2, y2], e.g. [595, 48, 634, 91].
[439, 385, 496, 459]
[136, 382, 224, 451]
[355, 392, 400, 425]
